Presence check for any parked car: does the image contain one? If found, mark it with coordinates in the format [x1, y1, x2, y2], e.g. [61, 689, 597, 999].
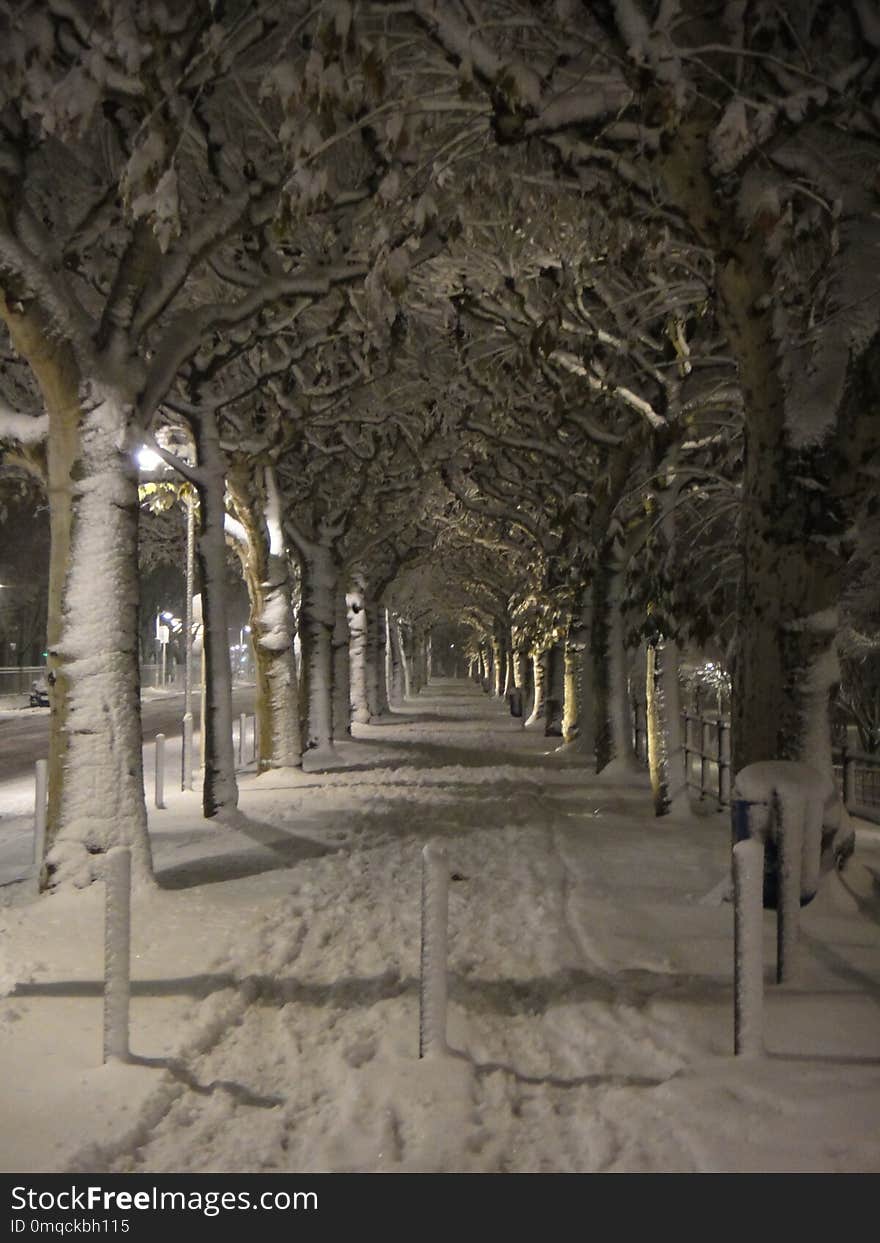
[29, 679, 49, 708]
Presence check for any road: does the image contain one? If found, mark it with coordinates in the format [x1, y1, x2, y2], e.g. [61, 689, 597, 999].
[0, 686, 256, 783]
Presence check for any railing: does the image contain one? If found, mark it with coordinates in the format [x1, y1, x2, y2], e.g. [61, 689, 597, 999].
[633, 698, 880, 818]
[833, 746, 880, 823]
[0, 666, 46, 697]
[682, 711, 732, 807]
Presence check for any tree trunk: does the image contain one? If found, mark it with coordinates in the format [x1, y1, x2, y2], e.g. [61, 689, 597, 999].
[332, 588, 351, 740]
[592, 556, 638, 774]
[228, 465, 301, 772]
[194, 410, 238, 817]
[48, 383, 152, 887]
[562, 639, 582, 744]
[492, 633, 505, 698]
[647, 639, 688, 816]
[524, 649, 548, 729]
[545, 641, 565, 737]
[660, 123, 854, 780]
[387, 613, 406, 706]
[347, 584, 370, 724]
[252, 556, 301, 771]
[366, 597, 390, 718]
[298, 539, 338, 758]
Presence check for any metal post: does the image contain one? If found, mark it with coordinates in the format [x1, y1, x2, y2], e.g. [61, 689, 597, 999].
[718, 722, 731, 806]
[419, 841, 449, 1059]
[103, 847, 131, 1063]
[239, 712, 246, 767]
[734, 836, 765, 1057]
[33, 758, 48, 877]
[154, 734, 166, 809]
[181, 713, 194, 792]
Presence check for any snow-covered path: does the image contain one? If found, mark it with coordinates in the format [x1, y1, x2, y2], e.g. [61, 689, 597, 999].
[2, 680, 880, 1173]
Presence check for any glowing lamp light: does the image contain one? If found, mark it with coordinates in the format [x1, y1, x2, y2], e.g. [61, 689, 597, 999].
[137, 447, 162, 471]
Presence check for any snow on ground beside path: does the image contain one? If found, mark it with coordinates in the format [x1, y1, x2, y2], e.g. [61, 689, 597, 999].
[1, 680, 879, 1173]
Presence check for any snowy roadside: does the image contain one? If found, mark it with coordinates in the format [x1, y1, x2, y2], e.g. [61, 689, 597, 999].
[2, 682, 879, 1174]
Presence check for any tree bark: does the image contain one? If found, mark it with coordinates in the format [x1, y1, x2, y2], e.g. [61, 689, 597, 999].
[194, 409, 238, 816]
[297, 538, 338, 757]
[545, 641, 565, 737]
[524, 649, 548, 729]
[347, 584, 370, 724]
[48, 383, 152, 887]
[592, 555, 638, 774]
[332, 588, 351, 740]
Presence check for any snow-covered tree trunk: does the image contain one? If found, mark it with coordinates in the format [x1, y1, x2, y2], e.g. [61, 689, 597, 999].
[400, 621, 414, 699]
[545, 640, 565, 737]
[332, 589, 351, 741]
[347, 584, 370, 724]
[48, 383, 152, 887]
[512, 646, 528, 697]
[252, 559, 301, 771]
[297, 537, 338, 759]
[479, 640, 493, 692]
[659, 128, 877, 780]
[228, 467, 301, 772]
[647, 639, 688, 816]
[524, 649, 548, 729]
[194, 411, 238, 817]
[592, 555, 638, 774]
[491, 633, 505, 698]
[562, 639, 582, 744]
[387, 613, 406, 707]
[0, 305, 81, 861]
[365, 597, 390, 718]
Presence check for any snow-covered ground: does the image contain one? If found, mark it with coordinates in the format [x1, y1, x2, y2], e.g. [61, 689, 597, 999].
[1, 679, 879, 1174]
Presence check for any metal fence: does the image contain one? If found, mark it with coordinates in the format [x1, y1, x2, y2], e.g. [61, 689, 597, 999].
[0, 666, 46, 697]
[632, 698, 880, 819]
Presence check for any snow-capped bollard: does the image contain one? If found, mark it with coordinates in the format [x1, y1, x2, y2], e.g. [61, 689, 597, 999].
[181, 712, 194, 791]
[733, 836, 765, 1057]
[419, 841, 449, 1059]
[33, 758, 48, 870]
[154, 733, 166, 810]
[103, 846, 131, 1063]
[239, 713, 247, 766]
[732, 762, 830, 987]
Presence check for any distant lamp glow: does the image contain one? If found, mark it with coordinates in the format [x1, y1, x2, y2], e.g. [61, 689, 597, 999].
[137, 447, 162, 471]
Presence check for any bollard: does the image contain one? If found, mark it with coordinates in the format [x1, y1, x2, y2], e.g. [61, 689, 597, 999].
[33, 758, 48, 866]
[239, 713, 246, 767]
[181, 712, 194, 792]
[734, 836, 765, 1057]
[103, 847, 131, 1063]
[33, 758, 48, 891]
[419, 841, 449, 1059]
[154, 733, 166, 810]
